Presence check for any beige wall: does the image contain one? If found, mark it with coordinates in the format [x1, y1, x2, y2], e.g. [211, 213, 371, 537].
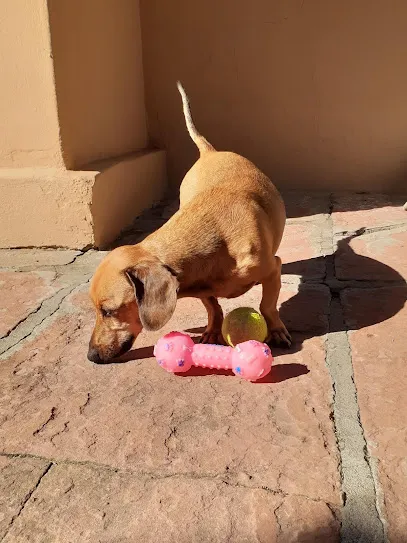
[141, 0, 407, 192]
[48, 0, 148, 169]
[0, 0, 63, 168]
[0, 0, 168, 249]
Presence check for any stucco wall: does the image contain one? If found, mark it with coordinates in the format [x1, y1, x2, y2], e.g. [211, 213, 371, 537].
[0, 0, 63, 168]
[141, 0, 407, 192]
[0, 0, 167, 249]
[48, 0, 148, 169]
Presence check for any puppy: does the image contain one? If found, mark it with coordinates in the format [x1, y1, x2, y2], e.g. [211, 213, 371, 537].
[88, 82, 291, 363]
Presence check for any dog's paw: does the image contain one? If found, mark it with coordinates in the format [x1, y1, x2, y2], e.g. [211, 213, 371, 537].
[199, 329, 225, 345]
[267, 323, 292, 348]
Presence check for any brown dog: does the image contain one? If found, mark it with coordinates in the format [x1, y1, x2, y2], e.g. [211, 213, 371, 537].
[87, 82, 291, 363]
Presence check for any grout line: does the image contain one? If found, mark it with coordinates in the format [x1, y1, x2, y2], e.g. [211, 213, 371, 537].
[325, 299, 385, 543]
[324, 198, 386, 543]
[0, 282, 86, 358]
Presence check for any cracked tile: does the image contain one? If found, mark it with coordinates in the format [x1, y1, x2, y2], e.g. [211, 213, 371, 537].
[1, 462, 340, 543]
[0, 249, 81, 270]
[0, 271, 59, 338]
[0, 455, 51, 540]
[0, 283, 89, 358]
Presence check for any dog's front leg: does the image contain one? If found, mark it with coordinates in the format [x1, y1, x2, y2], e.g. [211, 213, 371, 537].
[200, 296, 225, 344]
[260, 256, 292, 347]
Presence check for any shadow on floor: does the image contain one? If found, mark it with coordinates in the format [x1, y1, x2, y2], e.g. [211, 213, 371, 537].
[182, 233, 406, 379]
[282, 191, 406, 219]
[271, 523, 389, 543]
[280, 232, 406, 337]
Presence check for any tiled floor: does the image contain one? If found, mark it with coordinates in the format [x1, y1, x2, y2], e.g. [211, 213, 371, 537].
[0, 193, 406, 542]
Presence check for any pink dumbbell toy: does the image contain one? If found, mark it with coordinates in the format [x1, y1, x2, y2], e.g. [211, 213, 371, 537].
[154, 331, 273, 382]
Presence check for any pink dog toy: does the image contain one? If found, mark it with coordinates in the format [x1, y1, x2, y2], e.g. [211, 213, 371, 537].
[154, 331, 273, 382]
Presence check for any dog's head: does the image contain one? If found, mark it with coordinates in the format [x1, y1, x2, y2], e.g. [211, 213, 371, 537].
[87, 245, 178, 363]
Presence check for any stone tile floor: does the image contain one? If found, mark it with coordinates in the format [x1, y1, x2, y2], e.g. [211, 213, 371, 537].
[0, 192, 406, 543]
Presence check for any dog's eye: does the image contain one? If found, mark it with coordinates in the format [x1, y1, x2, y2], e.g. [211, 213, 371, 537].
[101, 308, 114, 318]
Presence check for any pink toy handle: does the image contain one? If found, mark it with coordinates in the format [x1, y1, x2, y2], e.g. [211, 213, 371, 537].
[191, 343, 234, 370]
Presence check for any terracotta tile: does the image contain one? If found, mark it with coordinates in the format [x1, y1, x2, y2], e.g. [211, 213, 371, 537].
[3, 463, 340, 543]
[0, 271, 57, 338]
[280, 222, 327, 280]
[0, 284, 340, 506]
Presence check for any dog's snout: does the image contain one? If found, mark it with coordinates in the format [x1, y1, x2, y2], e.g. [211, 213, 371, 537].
[87, 346, 103, 364]
[87, 335, 135, 364]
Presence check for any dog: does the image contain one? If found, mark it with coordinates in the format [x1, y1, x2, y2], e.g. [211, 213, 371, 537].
[87, 82, 291, 363]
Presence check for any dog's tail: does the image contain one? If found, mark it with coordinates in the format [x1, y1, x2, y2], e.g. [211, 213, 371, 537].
[177, 81, 214, 154]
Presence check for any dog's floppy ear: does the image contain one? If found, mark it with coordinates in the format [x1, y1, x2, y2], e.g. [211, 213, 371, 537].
[125, 261, 178, 331]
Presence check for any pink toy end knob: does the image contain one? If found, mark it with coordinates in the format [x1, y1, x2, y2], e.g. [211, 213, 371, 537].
[231, 340, 273, 381]
[154, 331, 194, 373]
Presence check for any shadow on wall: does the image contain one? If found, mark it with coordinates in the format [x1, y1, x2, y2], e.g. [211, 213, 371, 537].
[140, 0, 407, 192]
[87, 151, 167, 249]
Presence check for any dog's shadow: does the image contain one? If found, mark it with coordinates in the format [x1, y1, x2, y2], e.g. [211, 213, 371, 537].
[280, 231, 406, 341]
[119, 233, 406, 383]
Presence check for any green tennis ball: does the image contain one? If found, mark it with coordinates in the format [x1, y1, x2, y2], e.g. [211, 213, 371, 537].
[222, 307, 268, 347]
